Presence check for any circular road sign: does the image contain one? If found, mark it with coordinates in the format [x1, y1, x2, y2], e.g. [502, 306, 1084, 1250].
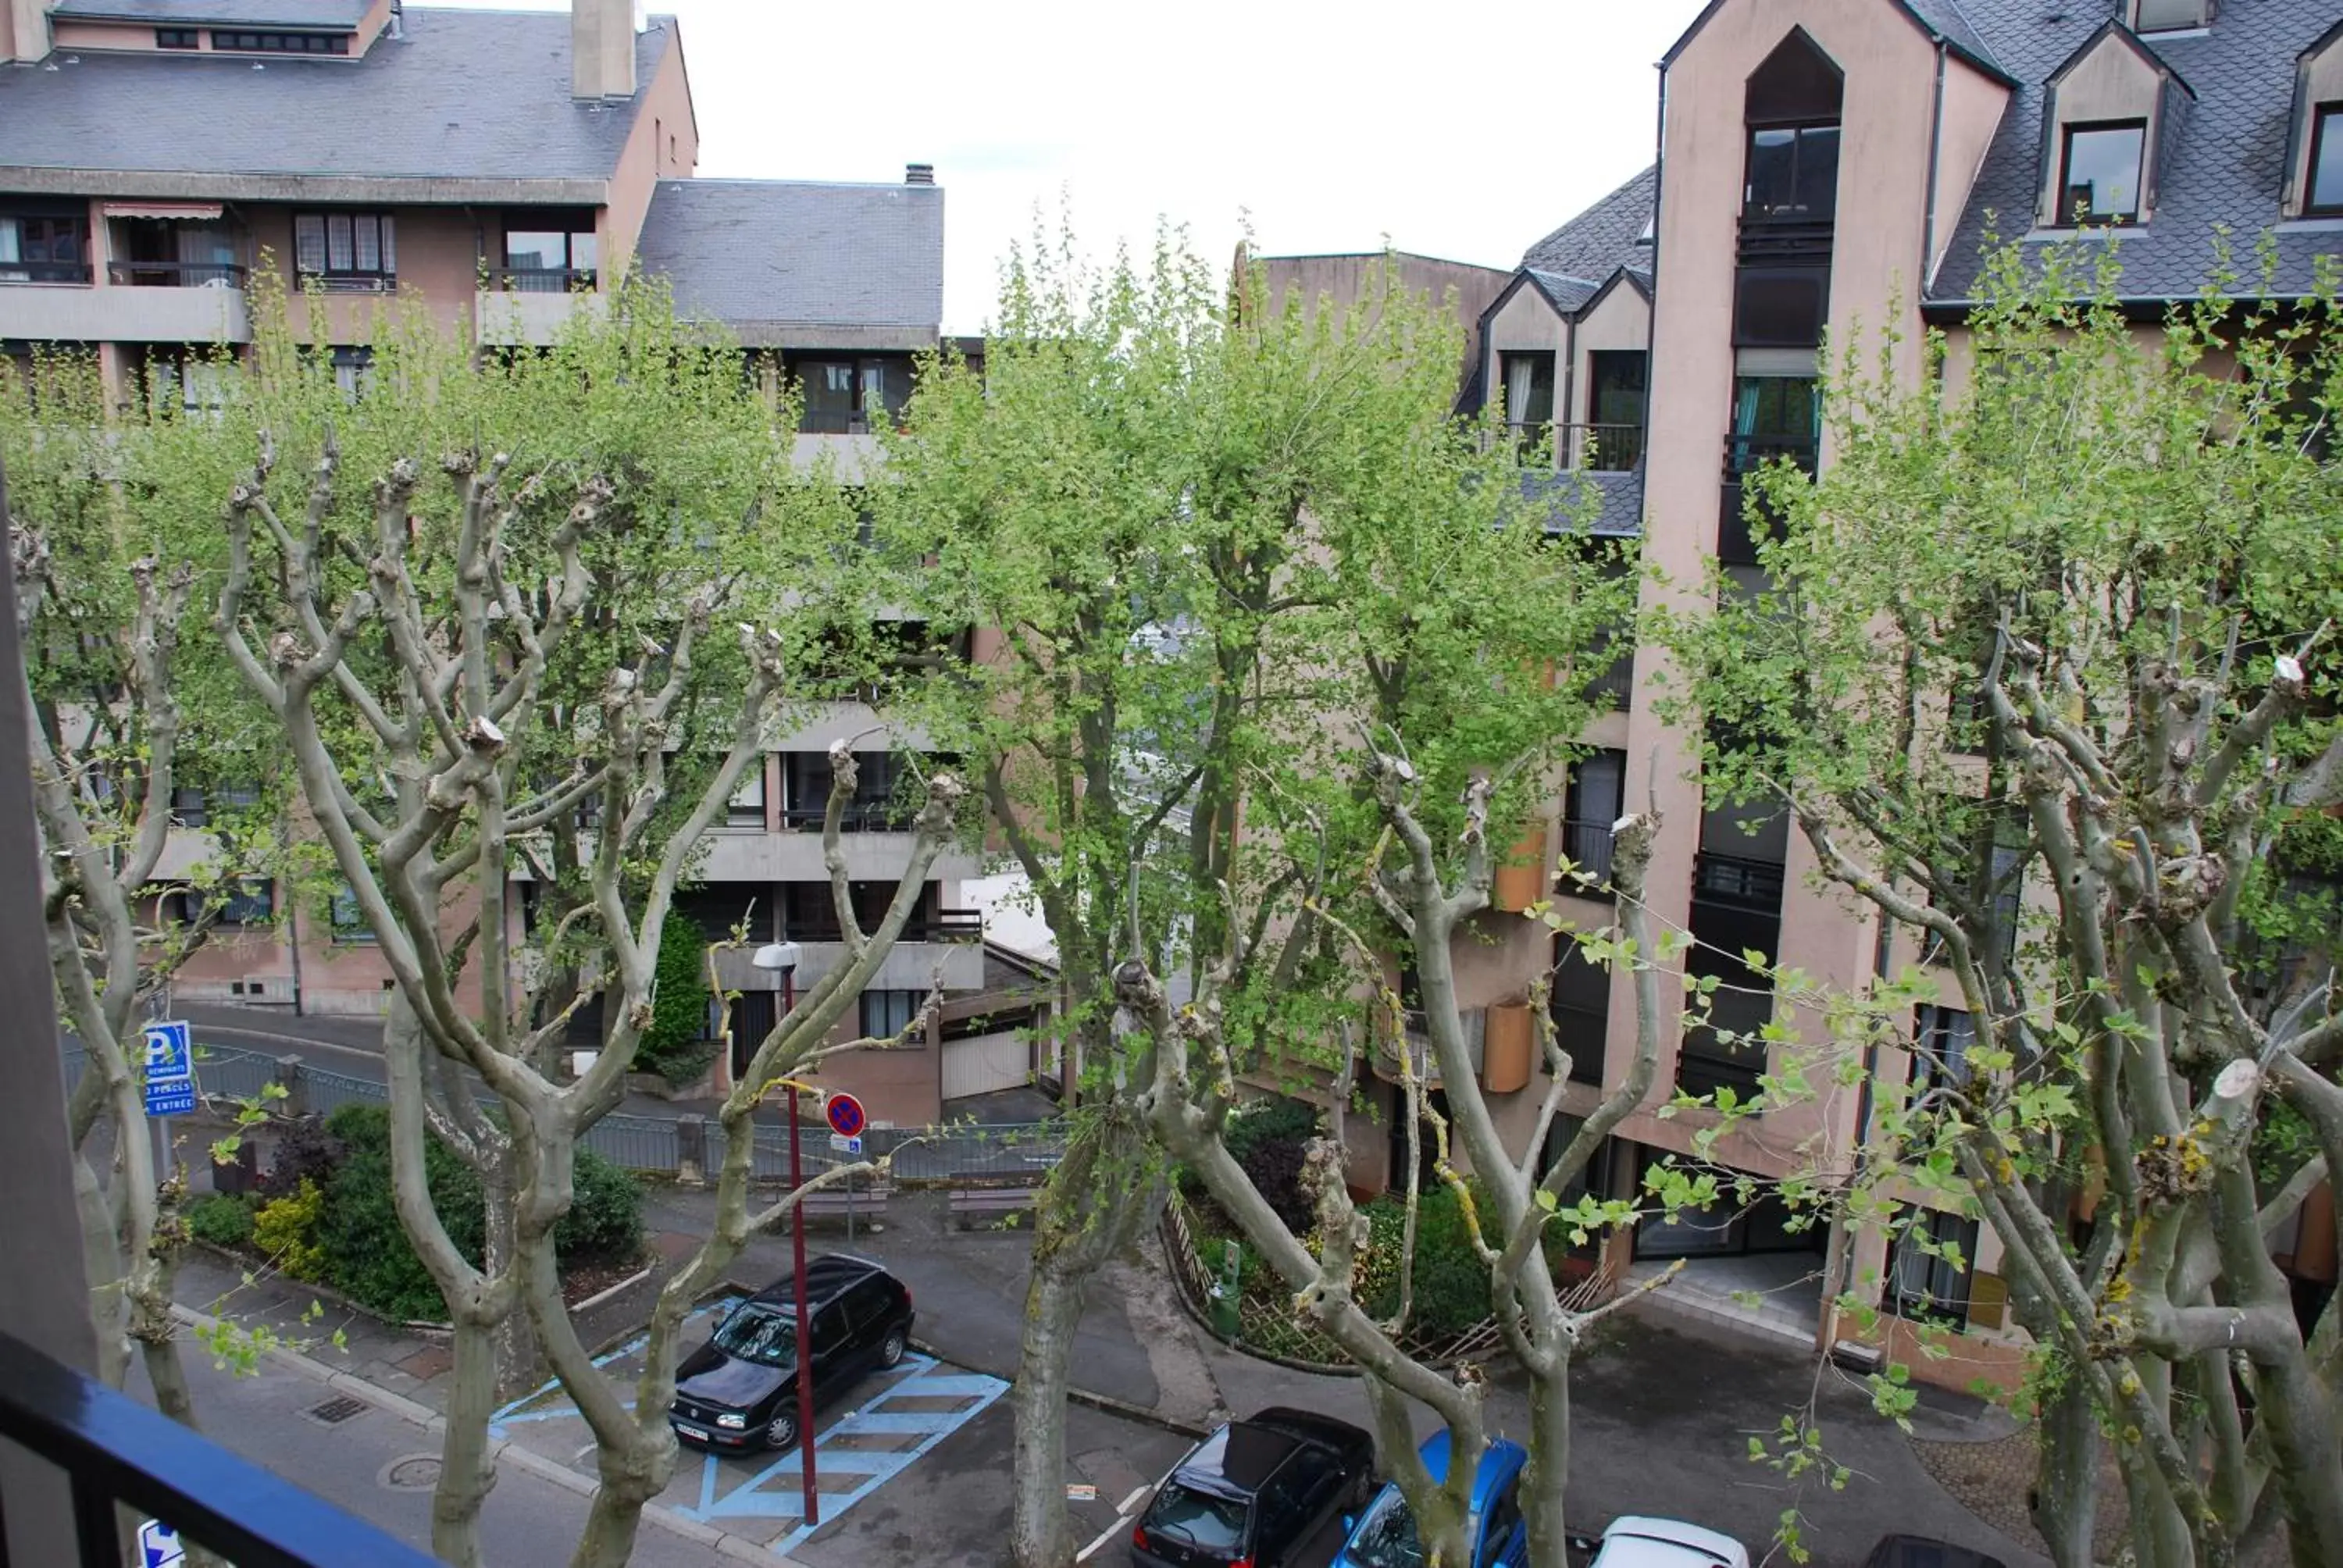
[825, 1092, 867, 1139]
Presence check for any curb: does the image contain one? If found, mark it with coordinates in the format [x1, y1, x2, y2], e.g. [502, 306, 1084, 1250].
[169, 1304, 815, 1566]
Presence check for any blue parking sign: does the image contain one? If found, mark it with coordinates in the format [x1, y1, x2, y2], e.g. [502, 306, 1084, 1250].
[137, 1518, 184, 1567]
[143, 1021, 195, 1117]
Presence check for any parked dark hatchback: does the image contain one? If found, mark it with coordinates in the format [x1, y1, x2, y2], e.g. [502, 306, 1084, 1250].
[1860, 1540, 2007, 1568]
[1132, 1407, 1377, 1568]
[667, 1255, 913, 1452]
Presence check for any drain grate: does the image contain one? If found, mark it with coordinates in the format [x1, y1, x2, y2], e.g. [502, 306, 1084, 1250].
[305, 1395, 369, 1427]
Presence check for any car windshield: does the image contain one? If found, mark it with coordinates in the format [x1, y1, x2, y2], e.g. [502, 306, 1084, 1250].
[1144, 1484, 1247, 1553]
[1345, 1488, 1430, 1568]
[711, 1304, 797, 1367]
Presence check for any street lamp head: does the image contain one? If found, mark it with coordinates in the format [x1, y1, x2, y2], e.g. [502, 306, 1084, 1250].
[752, 941, 803, 973]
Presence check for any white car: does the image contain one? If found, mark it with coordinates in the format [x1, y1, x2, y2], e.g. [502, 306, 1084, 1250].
[1586, 1516, 1753, 1568]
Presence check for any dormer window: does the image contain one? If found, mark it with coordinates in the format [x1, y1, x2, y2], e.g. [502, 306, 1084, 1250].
[2131, 0, 2211, 33]
[2309, 105, 2343, 215]
[2059, 121, 2145, 224]
[2036, 24, 2191, 230]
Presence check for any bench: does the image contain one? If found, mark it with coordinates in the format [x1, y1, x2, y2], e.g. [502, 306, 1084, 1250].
[793, 1181, 891, 1228]
[949, 1180, 1040, 1228]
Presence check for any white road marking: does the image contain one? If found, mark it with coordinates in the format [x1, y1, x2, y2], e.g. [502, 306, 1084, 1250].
[1118, 1484, 1150, 1514]
[1076, 1471, 1170, 1561]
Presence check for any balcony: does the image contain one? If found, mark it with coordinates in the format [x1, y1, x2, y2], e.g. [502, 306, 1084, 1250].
[1560, 421, 1645, 472]
[1718, 433, 1815, 567]
[476, 283, 604, 347]
[109, 260, 248, 289]
[709, 911, 986, 993]
[295, 269, 396, 295]
[696, 825, 981, 884]
[0, 268, 251, 344]
[0, 260, 93, 284]
[1692, 850, 1786, 912]
[1735, 213, 1835, 265]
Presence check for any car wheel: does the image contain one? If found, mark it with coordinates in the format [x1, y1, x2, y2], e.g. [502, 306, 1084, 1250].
[764, 1409, 800, 1451]
[877, 1326, 908, 1369]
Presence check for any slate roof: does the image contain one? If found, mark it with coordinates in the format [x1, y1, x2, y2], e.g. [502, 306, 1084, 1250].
[633, 179, 944, 338]
[50, 1, 369, 24]
[1524, 267, 1603, 314]
[1521, 166, 1657, 282]
[0, 8, 672, 185]
[1929, 1, 2338, 305]
[1895, 0, 2010, 84]
[1517, 470, 1645, 539]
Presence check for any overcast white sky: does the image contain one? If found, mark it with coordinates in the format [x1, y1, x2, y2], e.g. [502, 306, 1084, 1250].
[437, 0, 1707, 333]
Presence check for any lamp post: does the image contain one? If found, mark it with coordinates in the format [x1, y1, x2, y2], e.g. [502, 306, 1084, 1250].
[751, 940, 815, 1526]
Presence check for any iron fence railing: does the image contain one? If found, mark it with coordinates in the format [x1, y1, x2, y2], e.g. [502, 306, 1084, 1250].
[106, 260, 248, 288]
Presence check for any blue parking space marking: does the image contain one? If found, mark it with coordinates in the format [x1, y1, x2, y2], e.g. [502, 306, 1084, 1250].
[675, 1350, 1010, 1556]
[487, 1295, 739, 1439]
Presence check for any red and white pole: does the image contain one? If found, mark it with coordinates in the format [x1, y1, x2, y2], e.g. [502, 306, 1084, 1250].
[784, 966, 817, 1527]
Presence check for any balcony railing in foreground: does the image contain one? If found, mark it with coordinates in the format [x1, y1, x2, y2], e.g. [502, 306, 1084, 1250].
[0, 1326, 440, 1567]
[107, 260, 248, 288]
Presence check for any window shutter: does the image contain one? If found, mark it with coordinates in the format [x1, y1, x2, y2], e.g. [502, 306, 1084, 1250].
[294, 214, 326, 274]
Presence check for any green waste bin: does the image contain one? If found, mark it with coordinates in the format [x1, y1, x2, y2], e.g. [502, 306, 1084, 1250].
[1211, 1240, 1242, 1338]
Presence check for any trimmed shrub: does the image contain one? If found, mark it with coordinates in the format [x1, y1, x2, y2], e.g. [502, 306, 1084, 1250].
[253, 1179, 327, 1281]
[187, 1192, 255, 1249]
[639, 916, 712, 1084]
[1222, 1097, 1319, 1167]
[1236, 1136, 1314, 1235]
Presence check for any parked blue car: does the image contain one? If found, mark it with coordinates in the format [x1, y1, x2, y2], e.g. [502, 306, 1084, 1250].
[1333, 1431, 1529, 1568]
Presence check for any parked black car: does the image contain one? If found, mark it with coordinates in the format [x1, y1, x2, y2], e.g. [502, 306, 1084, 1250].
[1860, 1539, 2008, 1568]
[1132, 1407, 1377, 1568]
[667, 1255, 914, 1452]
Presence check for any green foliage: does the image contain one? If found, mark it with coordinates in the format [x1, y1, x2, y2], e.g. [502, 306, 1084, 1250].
[186, 1192, 257, 1249]
[252, 1179, 327, 1281]
[640, 915, 713, 1083]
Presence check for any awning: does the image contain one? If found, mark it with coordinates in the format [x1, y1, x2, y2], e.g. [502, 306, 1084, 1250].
[100, 202, 224, 221]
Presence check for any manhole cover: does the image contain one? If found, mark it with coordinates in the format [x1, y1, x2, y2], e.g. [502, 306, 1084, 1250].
[381, 1455, 442, 1491]
[304, 1395, 369, 1427]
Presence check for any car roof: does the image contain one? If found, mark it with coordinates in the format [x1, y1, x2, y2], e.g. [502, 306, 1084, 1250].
[1597, 1516, 1748, 1568]
[1413, 1430, 1530, 1513]
[1172, 1409, 1358, 1501]
[750, 1254, 883, 1310]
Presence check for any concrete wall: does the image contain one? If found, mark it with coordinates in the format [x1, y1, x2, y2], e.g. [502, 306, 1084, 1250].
[1928, 58, 2013, 283]
[1261, 251, 1511, 401]
[604, 27, 700, 282]
[1481, 281, 1569, 456]
[241, 204, 483, 343]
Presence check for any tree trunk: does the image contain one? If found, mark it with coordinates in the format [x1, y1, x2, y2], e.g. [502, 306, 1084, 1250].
[481, 1156, 539, 1399]
[1523, 1356, 1573, 1568]
[2028, 1368, 2101, 1568]
[430, 1309, 501, 1568]
[1012, 1259, 1088, 1568]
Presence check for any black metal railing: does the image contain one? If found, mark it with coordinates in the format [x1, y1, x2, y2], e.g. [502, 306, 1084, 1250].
[1692, 850, 1786, 911]
[0, 1327, 442, 1567]
[1675, 1044, 1767, 1099]
[107, 259, 248, 288]
[1718, 433, 1816, 566]
[779, 802, 915, 832]
[1560, 421, 1645, 472]
[783, 909, 983, 944]
[0, 260, 94, 284]
[295, 269, 396, 294]
[1560, 820, 1617, 897]
[485, 265, 597, 294]
[1584, 647, 1634, 710]
[1735, 213, 1835, 262]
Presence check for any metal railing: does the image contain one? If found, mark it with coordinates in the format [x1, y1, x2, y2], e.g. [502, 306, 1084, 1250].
[1719, 433, 1817, 566]
[1560, 421, 1644, 472]
[484, 265, 597, 294]
[775, 909, 984, 944]
[107, 260, 248, 288]
[295, 269, 396, 294]
[776, 802, 917, 833]
[1584, 649, 1634, 709]
[1692, 850, 1786, 911]
[0, 261, 94, 284]
[581, 1111, 680, 1172]
[0, 1327, 441, 1567]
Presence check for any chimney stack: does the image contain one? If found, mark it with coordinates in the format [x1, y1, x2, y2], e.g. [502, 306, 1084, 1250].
[2, 0, 55, 64]
[904, 163, 936, 186]
[572, 0, 637, 101]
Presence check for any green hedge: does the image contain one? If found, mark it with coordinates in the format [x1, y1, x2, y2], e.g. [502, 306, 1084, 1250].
[245, 1104, 645, 1323]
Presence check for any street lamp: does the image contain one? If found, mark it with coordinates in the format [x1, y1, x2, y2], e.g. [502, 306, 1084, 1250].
[750, 939, 817, 1525]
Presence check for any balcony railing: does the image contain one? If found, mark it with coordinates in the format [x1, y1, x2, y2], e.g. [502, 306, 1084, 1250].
[783, 908, 982, 944]
[1718, 433, 1816, 566]
[1373, 1005, 1486, 1085]
[1559, 820, 1617, 898]
[107, 260, 248, 288]
[1735, 213, 1835, 263]
[1560, 421, 1644, 472]
[485, 265, 597, 294]
[0, 260, 94, 285]
[779, 802, 917, 833]
[0, 1327, 440, 1567]
[1675, 1044, 1766, 1099]
[1692, 850, 1785, 911]
[295, 269, 396, 294]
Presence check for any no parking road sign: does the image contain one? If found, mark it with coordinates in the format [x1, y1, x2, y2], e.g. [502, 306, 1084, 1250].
[824, 1091, 866, 1140]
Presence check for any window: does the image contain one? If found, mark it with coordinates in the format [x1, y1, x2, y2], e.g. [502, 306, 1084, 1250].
[782, 750, 908, 830]
[329, 883, 373, 943]
[1498, 350, 1556, 452]
[1560, 749, 1625, 899]
[2131, 0, 2209, 31]
[1888, 1207, 1978, 1327]
[1733, 265, 1830, 348]
[1139, 1486, 1246, 1556]
[1585, 351, 1645, 471]
[790, 355, 914, 434]
[500, 212, 599, 288]
[197, 879, 276, 928]
[1550, 943, 1611, 1084]
[330, 347, 373, 400]
[2058, 122, 2145, 225]
[1910, 1005, 1975, 1094]
[145, 351, 229, 419]
[1728, 375, 1821, 471]
[1744, 123, 1841, 219]
[0, 212, 91, 284]
[860, 989, 922, 1041]
[2309, 105, 2343, 216]
[155, 28, 198, 48]
[293, 212, 397, 290]
[727, 767, 767, 827]
[210, 30, 351, 54]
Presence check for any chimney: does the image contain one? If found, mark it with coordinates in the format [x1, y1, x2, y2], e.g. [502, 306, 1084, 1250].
[572, 0, 637, 101]
[2, 0, 54, 64]
[904, 163, 936, 186]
